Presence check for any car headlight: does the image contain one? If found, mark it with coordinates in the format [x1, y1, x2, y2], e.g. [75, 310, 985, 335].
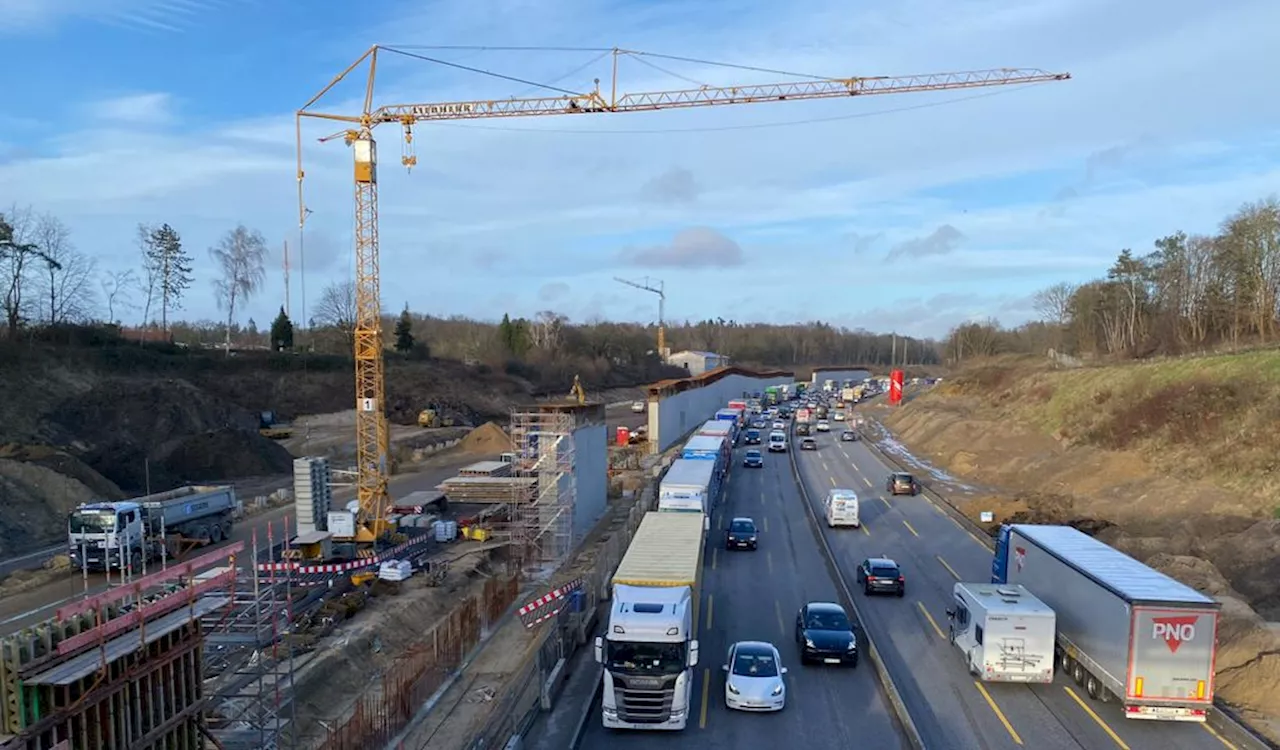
[727, 682, 740, 695]
[804, 638, 815, 648]
[846, 640, 858, 650]
[772, 683, 784, 696]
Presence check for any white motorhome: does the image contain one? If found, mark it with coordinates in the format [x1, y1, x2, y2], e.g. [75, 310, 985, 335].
[946, 583, 1055, 683]
[823, 489, 860, 527]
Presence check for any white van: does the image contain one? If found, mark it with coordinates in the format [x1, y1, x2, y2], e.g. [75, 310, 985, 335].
[767, 431, 787, 452]
[946, 583, 1055, 683]
[824, 489, 860, 527]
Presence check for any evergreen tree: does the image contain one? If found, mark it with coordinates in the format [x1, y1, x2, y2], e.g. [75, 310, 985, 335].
[145, 223, 193, 333]
[394, 304, 415, 353]
[270, 307, 294, 351]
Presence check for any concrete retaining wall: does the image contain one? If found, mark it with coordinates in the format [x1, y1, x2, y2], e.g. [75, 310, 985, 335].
[648, 371, 793, 452]
[810, 368, 872, 385]
[571, 423, 608, 539]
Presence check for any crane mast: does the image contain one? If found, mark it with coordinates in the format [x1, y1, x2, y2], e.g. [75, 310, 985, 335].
[614, 276, 667, 357]
[297, 45, 1070, 544]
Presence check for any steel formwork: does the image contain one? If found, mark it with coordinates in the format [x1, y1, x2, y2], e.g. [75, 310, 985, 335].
[507, 406, 578, 568]
[0, 545, 242, 750]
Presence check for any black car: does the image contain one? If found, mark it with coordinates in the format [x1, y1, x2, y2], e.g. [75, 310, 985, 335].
[840, 430, 858, 442]
[886, 472, 920, 496]
[744, 429, 761, 445]
[795, 602, 858, 666]
[743, 449, 764, 468]
[800, 437, 817, 451]
[856, 557, 905, 597]
[726, 517, 758, 550]
[796, 423, 811, 436]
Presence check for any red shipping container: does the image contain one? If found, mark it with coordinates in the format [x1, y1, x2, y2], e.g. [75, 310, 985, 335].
[617, 426, 631, 446]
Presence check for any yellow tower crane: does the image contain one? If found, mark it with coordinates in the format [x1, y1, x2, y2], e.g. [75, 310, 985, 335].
[296, 45, 1069, 546]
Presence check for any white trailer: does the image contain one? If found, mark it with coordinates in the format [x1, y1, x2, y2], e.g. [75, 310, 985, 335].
[994, 524, 1221, 721]
[947, 583, 1055, 683]
[596, 512, 704, 730]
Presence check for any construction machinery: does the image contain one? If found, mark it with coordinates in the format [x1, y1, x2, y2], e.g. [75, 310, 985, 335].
[259, 410, 293, 439]
[296, 46, 1070, 553]
[569, 374, 587, 405]
[418, 405, 456, 428]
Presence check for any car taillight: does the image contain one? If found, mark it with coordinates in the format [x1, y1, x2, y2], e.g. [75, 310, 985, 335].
[898, 576, 905, 582]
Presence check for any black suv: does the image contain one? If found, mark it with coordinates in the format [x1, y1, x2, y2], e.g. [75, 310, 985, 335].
[795, 602, 858, 666]
[744, 429, 761, 445]
[856, 557, 905, 597]
[726, 517, 758, 550]
[886, 472, 920, 496]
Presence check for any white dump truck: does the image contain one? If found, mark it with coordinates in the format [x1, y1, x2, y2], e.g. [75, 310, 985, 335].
[596, 512, 704, 730]
[947, 582, 1056, 683]
[993, 523, 1221, 720]
[68, 485, 238, 571]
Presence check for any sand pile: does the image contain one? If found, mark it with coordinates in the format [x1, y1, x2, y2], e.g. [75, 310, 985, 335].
[458, 422, 512, 454]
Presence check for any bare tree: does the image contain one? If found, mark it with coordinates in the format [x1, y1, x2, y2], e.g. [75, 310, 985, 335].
[136, 223, 159, 329]
[1033, 281, 1076, 325]
[209, 225, 268, 354]
[1, 206, 57, 339]
[101, 269, 138, 324]
[530, 310, 566, 352]
[32, 216, 97, 324]
[312, 279, 358, 348]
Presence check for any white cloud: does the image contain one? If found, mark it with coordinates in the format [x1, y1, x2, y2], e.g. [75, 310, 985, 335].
[618, 227, 745, 269]
[2, 0, 1278, 335]
[85, 93, 174, 125]
[0, 0, 228, 34]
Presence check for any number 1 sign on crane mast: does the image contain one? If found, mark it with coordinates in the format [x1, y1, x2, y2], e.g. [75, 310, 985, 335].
[295, 45, 1069, 545]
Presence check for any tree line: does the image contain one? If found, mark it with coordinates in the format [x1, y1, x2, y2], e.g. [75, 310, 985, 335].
[1, 204, 272, 350]
[945, 195, 1280, 362]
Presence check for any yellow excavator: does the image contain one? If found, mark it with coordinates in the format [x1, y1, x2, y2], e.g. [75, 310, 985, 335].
[569, 375, 587, 405]
[418, 404, 456, 428]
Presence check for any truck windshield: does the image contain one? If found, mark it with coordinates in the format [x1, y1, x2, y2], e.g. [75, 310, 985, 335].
[605, 641, 687, 675]
[69, 511, 115, 533]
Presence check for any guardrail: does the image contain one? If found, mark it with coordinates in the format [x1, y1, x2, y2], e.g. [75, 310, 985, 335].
[787, 438, 926, 749]
[856, 417, 1278, 750]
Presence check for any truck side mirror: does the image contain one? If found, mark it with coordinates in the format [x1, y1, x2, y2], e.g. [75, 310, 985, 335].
[688, 639, 700, 667]
[593, 636, 603, 664]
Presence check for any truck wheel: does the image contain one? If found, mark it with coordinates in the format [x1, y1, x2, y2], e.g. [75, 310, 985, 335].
[1071, 662, 1086, 686]
[221, 518, 233, 539]
[1085, 674, 1106, 701]
[210, 523, 223, 544]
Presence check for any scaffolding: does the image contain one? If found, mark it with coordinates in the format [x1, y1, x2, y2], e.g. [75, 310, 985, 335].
[202, 524, 296, 750]
[507, 406, 578, 570]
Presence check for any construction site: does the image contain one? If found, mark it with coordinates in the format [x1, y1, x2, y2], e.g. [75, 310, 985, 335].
[0, 390, 618, 750]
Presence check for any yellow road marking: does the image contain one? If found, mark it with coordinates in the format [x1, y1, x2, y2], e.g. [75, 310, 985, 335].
[916, 602, 945, 639]
[1201, 721, 1238, 749]
[775, 600, 786, 637]
[829, 476, 837, 487]
[861, 522, 870, 536]
[767, 551, 774, 574]
[937, 555, 961, 580]
[903, 520, 919, 537]
[1063, 686, 1129, 749]
[712, 547, 718, 570]
[974, 681, 1023, 745]
[700, 667, 710, 728]
[705, 595, 714, 630]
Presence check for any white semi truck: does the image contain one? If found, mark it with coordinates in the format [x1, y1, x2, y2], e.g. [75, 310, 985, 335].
[993, 524, 1221, 721]
[595, 511, 704, 730]
[68, 485, 238, 572]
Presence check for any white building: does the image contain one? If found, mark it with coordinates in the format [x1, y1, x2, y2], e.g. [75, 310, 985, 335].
[666, 350, 729, 376]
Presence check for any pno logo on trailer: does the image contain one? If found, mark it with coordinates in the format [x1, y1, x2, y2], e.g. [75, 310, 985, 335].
[1151, 615, 1199, 653]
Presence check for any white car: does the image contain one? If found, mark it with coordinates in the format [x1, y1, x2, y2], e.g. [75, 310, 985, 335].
[630, 400, 645, 413]
[833, 411, 845, 421]
[723, 641, 787, 712]
[815, 420, 831, 432]
[771, 420, 785, 430]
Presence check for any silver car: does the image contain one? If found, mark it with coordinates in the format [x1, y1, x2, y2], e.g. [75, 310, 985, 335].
[722, 641, 787, 712]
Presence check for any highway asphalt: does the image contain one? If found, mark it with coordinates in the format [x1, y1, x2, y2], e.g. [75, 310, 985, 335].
[793, 423, 1240, 750]
[578, 441, 908, 749]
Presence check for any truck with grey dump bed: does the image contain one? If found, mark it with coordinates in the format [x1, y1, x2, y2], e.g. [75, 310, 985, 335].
[993, 523, 1220, 721]
[68, 485, 238, 571]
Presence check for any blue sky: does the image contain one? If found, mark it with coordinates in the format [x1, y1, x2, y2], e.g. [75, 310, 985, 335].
[2, 0, 1279, 337]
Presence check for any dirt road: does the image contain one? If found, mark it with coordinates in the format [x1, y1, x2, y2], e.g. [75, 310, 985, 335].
[0, 451, 491, 634]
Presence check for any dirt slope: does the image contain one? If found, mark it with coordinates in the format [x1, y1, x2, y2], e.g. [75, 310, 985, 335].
[875, 352, 1280, 731]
